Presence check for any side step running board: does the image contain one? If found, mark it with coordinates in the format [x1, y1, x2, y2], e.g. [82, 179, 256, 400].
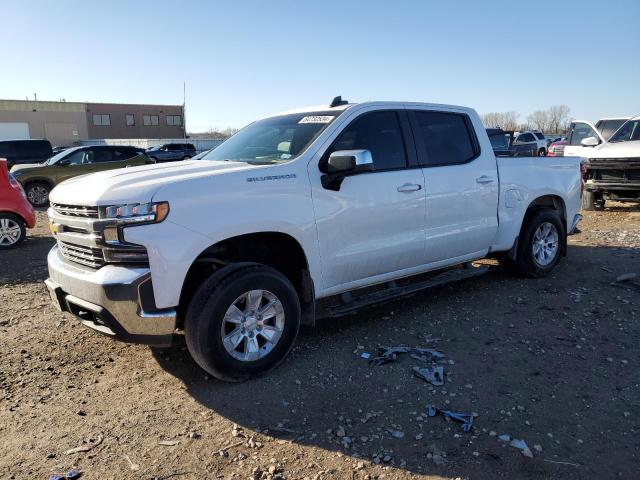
[321, 265, 489, 318]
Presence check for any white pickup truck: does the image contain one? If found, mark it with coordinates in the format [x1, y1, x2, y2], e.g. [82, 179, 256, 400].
[45, 99, 583, 381]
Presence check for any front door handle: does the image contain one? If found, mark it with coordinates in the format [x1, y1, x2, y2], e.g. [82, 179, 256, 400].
[476, 175, 495, 184]
[397, 183, 422, 193]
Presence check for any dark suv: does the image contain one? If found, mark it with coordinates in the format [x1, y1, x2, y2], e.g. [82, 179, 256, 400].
[0, 139, 53, 170]
[146, 143, 196, 162]
[486, 128, 537, 157]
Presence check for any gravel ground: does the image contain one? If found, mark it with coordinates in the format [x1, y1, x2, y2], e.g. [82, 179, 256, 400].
[1, 205, 639, 480]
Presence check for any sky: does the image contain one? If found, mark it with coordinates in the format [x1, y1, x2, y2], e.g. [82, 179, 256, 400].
[2, 0, 639, 132]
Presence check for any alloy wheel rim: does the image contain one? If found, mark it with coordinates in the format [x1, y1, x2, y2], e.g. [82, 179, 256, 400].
[220, 289, 285, 362]
[28, 186, 48, 205]
[0, 218, 22, 246]
[532, 222, 559, 266]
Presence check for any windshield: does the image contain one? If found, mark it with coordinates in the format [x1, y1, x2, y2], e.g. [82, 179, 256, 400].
[596, 119, 628, 140]
[44, 146, 81, 165]
[609, 120, 640, 143]
[201, 112, 340, 165]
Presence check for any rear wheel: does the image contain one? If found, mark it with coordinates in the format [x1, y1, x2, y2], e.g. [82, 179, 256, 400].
[512, 209, 565, 278]
[0, 213, 26, 249]
[184, 263, 301, 382]
[26, 182, 51, 207]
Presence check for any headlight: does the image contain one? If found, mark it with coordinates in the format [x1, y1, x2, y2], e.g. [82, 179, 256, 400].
[101, 201, 170, 224]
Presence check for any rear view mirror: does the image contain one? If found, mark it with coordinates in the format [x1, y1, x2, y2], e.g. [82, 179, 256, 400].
[581, 136, 599, 147]
[322, 149, 373, 190]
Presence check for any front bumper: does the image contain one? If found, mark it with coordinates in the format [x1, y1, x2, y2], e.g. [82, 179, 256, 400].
[45, 245, 177, 346]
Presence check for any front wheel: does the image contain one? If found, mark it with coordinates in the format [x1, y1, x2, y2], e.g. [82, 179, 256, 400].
[185, 263, 301, 381]
[512, 209, 565, 278]
[0, 213, 26, 249]
[26, 182, 51, 207]
[537, 148, 546, 157]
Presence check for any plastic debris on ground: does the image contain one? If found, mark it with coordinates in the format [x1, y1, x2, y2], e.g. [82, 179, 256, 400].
[366, 345, 445, 366]
[426, 404, 474, 432]
[509, 438, 534, 458]
[413, 365, 444, 386]
[48, 470, 80, 480]
[498, 433, 534, 458]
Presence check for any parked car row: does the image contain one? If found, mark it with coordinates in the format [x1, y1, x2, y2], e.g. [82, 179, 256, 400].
[0, 139, 201, 207]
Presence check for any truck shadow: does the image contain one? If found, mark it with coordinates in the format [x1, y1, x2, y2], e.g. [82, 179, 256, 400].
[151, 243, 639, 478]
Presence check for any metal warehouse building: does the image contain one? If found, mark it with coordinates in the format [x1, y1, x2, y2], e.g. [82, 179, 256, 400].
[0, 99, 185, 146]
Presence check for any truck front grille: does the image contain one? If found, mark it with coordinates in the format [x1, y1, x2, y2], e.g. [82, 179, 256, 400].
[51, 203, 99, 218]
[59, 241, 105, 269]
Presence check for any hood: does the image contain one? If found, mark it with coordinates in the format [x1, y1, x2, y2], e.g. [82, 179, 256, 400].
[10, 163, 43, 173]
[49, 160, 255, 206]
[590, 140, 640, 158]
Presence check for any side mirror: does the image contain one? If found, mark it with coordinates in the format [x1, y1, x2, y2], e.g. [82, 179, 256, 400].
[58, 159, 70, 166]
[581, 136, 599, 147]
[322, 149, 373, 190]
[327, 149, 373, 173]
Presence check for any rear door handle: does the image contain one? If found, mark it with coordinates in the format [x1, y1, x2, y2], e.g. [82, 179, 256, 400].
[476, 175, 495, 184]
[397, 183, 422, 193]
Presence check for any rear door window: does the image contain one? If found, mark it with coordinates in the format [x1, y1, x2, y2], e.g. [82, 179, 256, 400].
[329, 111, 408, 171]
[87, 149, 114, 163]
[411, 111, 479, 166]
[113, 148, 137, 160]
[518, 133, 535, 143]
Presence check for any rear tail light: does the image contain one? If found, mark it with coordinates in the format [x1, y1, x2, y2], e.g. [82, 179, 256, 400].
[8, 175, 27, 198]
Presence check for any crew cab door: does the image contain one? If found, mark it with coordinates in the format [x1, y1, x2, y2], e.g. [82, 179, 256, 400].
[407, 107, 499, 264]
[310, 109, 426, 291]
[564, 121, 604, 158]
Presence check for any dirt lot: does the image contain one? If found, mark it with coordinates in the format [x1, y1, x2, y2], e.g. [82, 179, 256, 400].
[1, 205, 639, 480]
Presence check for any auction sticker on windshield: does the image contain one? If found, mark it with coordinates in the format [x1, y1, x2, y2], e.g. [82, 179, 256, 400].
[298, 116, 335, 124]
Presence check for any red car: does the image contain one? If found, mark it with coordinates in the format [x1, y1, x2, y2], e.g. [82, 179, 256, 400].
[0, 159, 36, 249]
[547, 140, 567, 157]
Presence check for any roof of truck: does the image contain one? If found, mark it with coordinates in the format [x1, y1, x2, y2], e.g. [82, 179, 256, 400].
[267, 101, 477, 119]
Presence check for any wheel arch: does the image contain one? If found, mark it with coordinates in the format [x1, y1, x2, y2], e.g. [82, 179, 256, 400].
[508, 194, 567, 260]
[177, 231, 315, 328]
[23, 177, 55, 190]
[0, 210, 28, 225]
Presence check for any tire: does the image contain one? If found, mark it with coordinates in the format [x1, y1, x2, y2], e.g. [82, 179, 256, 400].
[25, 181, 51, 207]
[0, 213, 26, 249]
[513, 209, 565, 278]
[594, 198, 605, 211]
[537, 148, 546, 157]
[184, 263, 301, 382]
[182, 156, 191, 160]
[581, 190, 597, 211]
